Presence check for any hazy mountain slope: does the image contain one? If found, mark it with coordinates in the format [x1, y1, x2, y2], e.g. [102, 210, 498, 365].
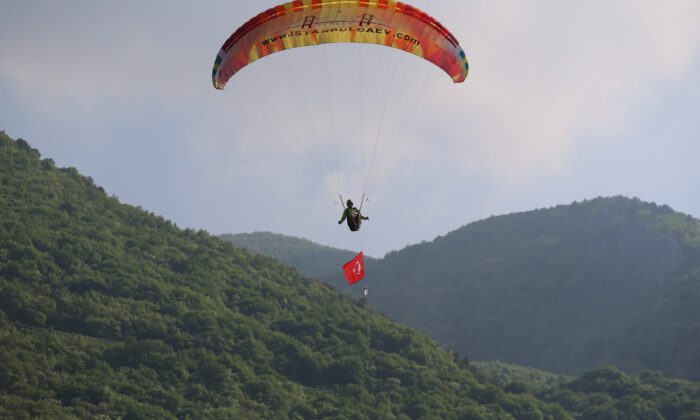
[220, 232, 373, 296]
[221, 231, 360, 276]
[0, 132, 568, 419]
[219, 232, 360, 271]
[369, 197, 700, 379]
[470, 361, 573, 392]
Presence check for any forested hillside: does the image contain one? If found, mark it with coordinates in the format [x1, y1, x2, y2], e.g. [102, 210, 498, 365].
[0, 132, 569, 419]
[371, 196, 700, 380]
[225, 198, 700, 381]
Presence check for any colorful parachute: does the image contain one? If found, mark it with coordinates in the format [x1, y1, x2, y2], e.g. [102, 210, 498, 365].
[212, 0, 469, 90]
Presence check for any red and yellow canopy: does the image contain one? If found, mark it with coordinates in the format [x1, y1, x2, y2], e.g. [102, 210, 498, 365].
[212, 0, 469, 89]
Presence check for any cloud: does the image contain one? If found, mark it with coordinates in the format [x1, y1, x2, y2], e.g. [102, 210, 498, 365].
[0, 2, 234, 118]
[411, 0, 700, 184]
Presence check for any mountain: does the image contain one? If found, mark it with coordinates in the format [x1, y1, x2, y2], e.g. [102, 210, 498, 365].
[224, 198, 700, 381]
[0, 132, 571, 419]
[370, 196, 700, 380]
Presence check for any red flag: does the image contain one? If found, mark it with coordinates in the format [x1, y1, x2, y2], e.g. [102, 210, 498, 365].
[342, 252, 365, 285]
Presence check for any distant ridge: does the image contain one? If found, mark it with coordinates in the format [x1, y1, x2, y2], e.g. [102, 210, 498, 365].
[220, 231, 363, 277]
[220, 231, 377, 295]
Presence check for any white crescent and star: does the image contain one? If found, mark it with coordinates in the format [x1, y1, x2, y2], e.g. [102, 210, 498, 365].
[353, 261, 363, 276]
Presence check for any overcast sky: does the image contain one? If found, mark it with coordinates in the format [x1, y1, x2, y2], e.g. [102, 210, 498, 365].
[2, 1, 700, 258]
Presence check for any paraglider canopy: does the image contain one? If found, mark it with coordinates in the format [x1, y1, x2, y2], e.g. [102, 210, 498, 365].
[212, 0, 469, 90]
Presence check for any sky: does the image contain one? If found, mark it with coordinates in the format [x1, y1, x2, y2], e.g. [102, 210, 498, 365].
[2, 1, 700, 258]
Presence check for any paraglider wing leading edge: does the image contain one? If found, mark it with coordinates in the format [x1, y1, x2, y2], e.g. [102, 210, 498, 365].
[212, 0, 469, 90]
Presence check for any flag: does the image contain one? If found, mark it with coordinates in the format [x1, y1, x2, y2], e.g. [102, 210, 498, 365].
[342, 252, 365, 285]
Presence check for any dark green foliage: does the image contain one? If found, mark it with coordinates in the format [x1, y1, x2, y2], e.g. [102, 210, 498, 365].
[468, 363, 700, 419]
[537, 367, 700, 419]
[0, 132, 570, 419]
